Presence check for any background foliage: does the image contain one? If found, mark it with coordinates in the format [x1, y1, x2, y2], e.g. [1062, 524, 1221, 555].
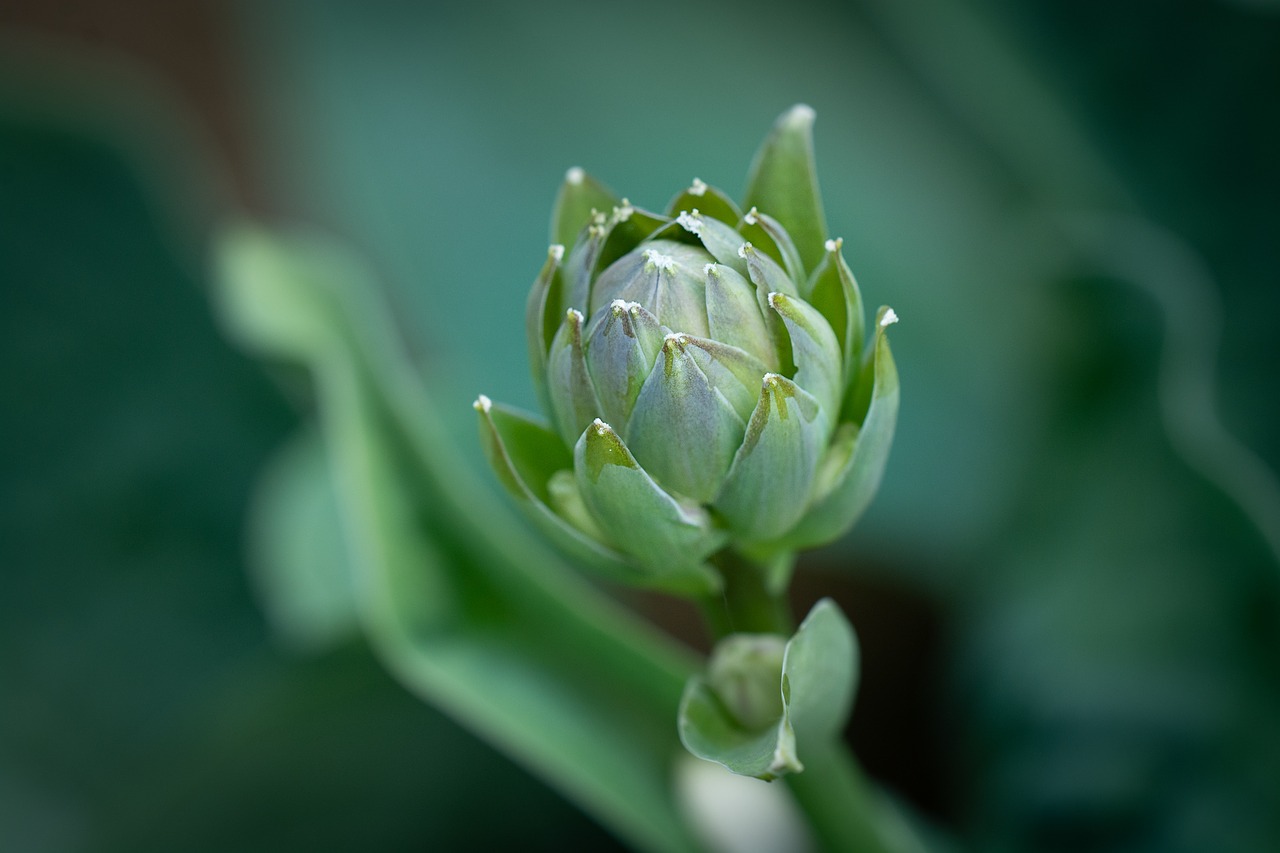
[2, 0, 1277, 850]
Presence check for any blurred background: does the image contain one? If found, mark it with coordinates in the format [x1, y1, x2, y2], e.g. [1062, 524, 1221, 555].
[2, 0, 1278, 850]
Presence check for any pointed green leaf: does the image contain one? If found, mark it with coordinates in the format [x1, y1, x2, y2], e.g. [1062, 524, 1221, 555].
[714, 374, 826, 542]
[626, 333, 746, 502]
[806, 237, 865, 399]
[740, 207, 806, 289]
[675, 209, 751, 278]
[768, 292, 842, 422]
[782, 307, 899, 549]
[574, 419, 723, 592]
[705, 263, 778, 371]
[666, 177, 743, 227]
[743, 104, 828, 274]
[525, 244, 566, 412]
[547, 308, 603, 446]
[474, 396, 641, 575]
[551, 167, 617, 255]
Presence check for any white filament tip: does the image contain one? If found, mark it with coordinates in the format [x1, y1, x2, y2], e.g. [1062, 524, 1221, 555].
[549, 244, 565, 261]
[689, 177, 708, 196]
[676, 210, 704, 235]
[737, 242, 754, 260]
[474, 394, 492, 413]
[744, 207, 759, 225]
[824, 238, 842, 253]
[643, 249, 677, 272]
[880, 308, 899, 327]
[565, 167, 585, 184]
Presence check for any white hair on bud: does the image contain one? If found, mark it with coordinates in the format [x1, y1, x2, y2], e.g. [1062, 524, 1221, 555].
[473, 394, 492, 412]
[880, 308, 899, 327]
[689, 177, 708, 196]
[737, 242, 754, 260]
[676, 210, 704, 235]
[549, 244, 565, 261]
[744, 207, 759, 226]
[824, 238, 842, 253]
[643, 249, 677, 272]
[566, 167, 585, 184]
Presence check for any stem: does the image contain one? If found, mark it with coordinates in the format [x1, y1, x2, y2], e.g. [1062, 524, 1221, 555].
[698, 549, 793, 639]
[785, 746, 920, 853]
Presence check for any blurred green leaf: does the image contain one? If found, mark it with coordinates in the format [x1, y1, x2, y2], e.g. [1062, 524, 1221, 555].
[215, 225, 705, 853]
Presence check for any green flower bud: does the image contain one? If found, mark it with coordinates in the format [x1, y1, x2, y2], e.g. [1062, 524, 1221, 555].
[477, 106, 900, 594]
[706, 634, 788, 732]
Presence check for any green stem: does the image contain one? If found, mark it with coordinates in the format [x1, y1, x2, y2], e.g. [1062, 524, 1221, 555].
[785, 745, 920, 853]
[698, 549, 793, 639]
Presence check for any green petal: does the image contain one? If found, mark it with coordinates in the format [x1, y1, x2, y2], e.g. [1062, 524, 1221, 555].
[782, 307, 900, 549]
[665, 177, 743, 227]
[675, 209, 750, 278]
[551, 167, 617, 255]
[740, 207, 806, 288]
[705, 263, 778, 371]
[474, 396, 636, 574]
[584, 299, 665, 434]
[574, 419, 724, 591]
[589, 240, 712, 338]
[768, 292, 842, 422]
[525, 244, 566, 412]
[626, 333, 746, 502]
[805, 237, 865, 401]
[743, 104, 828, 274]
[679, 335, 768, 423]
[714, 374, 826, 542]
[547, 308, 603, 446]
[563, 212, 609, 319]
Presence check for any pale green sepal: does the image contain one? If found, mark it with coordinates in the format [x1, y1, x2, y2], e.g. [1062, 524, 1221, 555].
[806, 237, 865, 397]
[767, 292, 842, 424]
[563, 213, 609, 320]
[714, 374, 826, 542]
[547, 308, 604, 447]
[782, 598, 860, 745]
[584, 299, 664, 433]
[589, 240, 712, 339]
[675, 209, 751, 278]
[574, 419, 724, 592]
[474, 396, 639, 577]
[677, 599, 858, 781]
[782, 308, 899, 549]
[680, 335, 768, 422]
[552, 167, 617, 255]
[740, 241, 799, 302]
[678, 675, 799, 782]
[666, 178, 743, 227]
[743, 104, 828, 274]
[626, 333, 746, 503]
[741, 207, 806, 290]
[704, 263, 778, 371]
[525, 244, 566, 412]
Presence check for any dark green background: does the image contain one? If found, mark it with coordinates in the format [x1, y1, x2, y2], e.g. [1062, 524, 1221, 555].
[2, 1, 1277, 850]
